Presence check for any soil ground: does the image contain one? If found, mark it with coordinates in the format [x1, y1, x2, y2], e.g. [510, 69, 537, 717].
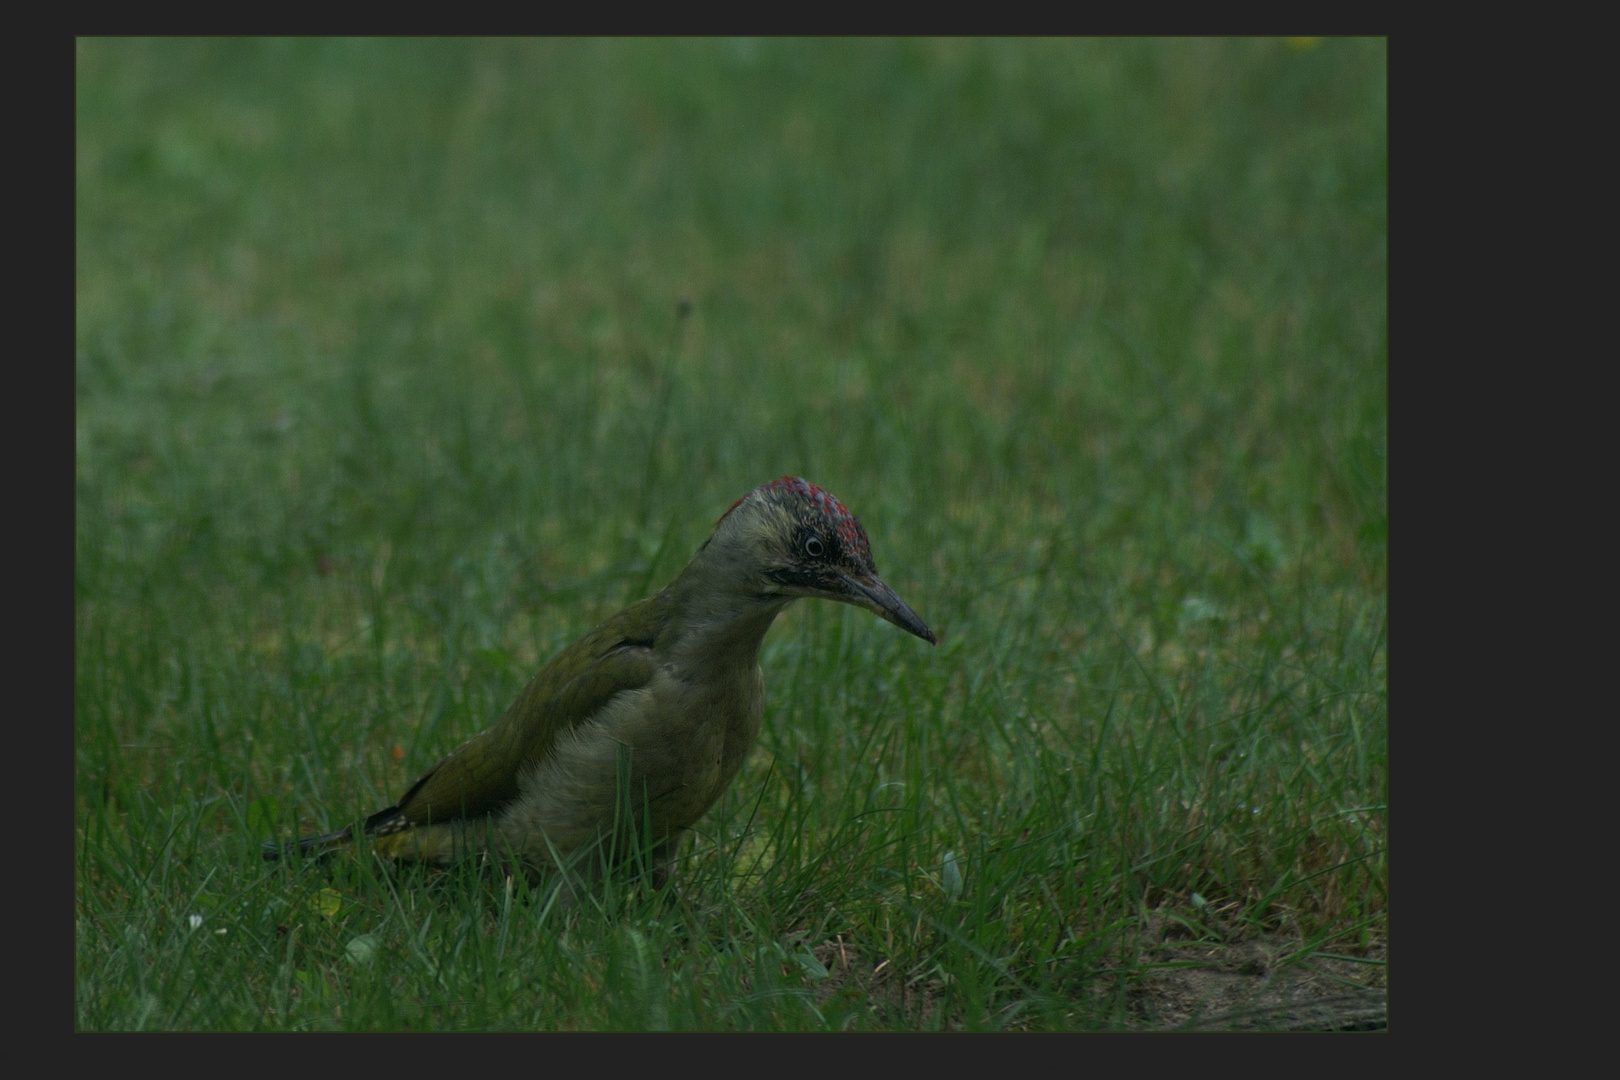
[1123, 919, 1387, 1031]
[799, 913, 1387, 1031]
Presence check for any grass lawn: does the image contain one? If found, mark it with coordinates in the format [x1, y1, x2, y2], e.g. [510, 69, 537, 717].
[75, 36, 1386, 1030]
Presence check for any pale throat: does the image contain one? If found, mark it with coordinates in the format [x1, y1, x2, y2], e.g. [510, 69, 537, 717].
[663, 546, 795, 674]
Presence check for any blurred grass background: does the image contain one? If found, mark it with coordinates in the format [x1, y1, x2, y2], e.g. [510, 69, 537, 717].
[75, 37, 1385, 1030]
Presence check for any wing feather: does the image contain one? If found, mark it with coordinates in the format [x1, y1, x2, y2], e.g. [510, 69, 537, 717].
[374, 593, 669, 830]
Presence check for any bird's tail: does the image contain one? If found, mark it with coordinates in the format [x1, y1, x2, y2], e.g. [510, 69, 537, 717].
[262, 803, 414, 862]
[261, 824, 360, 862]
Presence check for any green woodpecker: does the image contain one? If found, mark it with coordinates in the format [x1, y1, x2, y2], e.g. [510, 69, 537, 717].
[265, 476, 935, 893]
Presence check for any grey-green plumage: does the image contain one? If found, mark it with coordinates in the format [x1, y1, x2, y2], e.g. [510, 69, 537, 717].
[265, 476, 935, 894]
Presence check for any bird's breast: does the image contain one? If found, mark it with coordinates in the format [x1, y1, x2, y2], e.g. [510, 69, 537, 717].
[631, 663, 765, 822]
[502, 663, 766, 856]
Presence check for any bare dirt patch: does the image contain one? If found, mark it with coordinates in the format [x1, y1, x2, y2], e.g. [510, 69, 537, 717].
[1126, 921, 1386, 1030]
[795, 916, 1386, 1031]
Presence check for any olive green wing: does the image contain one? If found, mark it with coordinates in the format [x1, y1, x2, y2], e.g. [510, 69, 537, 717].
[369, 593, 669, 832]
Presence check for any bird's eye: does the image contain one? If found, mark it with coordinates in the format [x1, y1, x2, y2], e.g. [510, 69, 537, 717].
[803, 535, 825, 559]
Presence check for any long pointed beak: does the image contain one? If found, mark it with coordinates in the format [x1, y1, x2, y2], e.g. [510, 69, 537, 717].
[838, 573, 937, 644]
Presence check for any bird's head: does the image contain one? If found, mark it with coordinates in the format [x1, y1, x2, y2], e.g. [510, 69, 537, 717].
[700, 476, 936, 644]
